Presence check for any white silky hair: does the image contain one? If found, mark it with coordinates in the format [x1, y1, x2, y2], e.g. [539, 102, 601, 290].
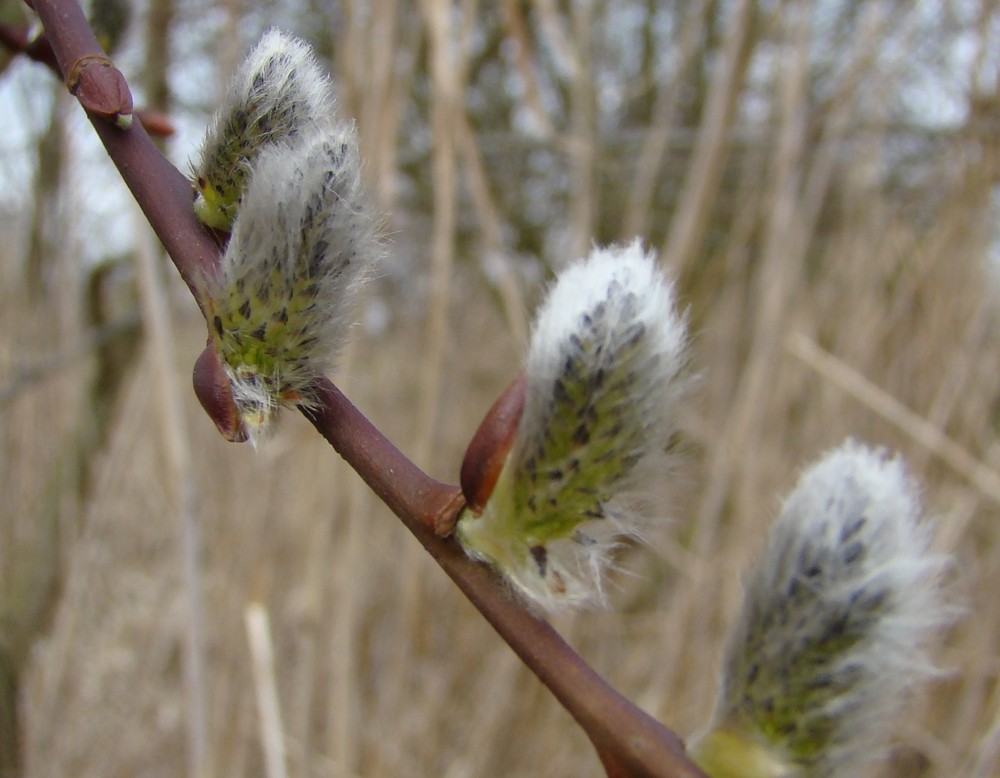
[526, 241, 688, 393]
[193, 29, 336, 220]
[204, 27, 333, 152]
[711, 439, 953, 776]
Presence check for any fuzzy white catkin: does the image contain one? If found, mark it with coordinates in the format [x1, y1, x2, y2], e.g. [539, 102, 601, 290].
[193, 29, 335, 229]
[691, 440, 952, 778]
[205, 128, 378, 444]
[457, 240, 689, 611]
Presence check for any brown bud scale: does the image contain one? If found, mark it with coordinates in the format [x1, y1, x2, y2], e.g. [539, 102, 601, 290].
[193, 343, 248, 443]
[460, 371, 527, 515]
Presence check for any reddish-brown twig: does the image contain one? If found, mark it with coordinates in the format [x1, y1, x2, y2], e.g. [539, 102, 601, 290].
[23, 3, 706, 775]
[0, 21, 175, 136]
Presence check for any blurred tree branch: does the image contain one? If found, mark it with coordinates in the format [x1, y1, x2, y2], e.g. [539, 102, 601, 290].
[7, 1, 707, 775]
[0, 19, 57, 68]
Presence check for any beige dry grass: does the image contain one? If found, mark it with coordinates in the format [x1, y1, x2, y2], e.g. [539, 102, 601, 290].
[2, 2, 1000, 777]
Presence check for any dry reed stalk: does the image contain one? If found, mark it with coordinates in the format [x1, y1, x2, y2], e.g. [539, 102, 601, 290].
[500, 0, 554, 138]
[329, 475, 369, 775]
[967, 600, 1000, 776]
[23, 346, 191, 769]
[245, 602, 290, 778]
[946, 513, 1000, 774]
[323, 342, 366, 775]
[213, 568, 256, 775]
[388, 0, 463, 722]
[660, 0, 754, 274]
[621, 0, 709, 241]
[936, 440, 1000, 554]
[456, 114, 528, 347]
[786, 3, 903, 257]
[0, 80, 88, 778]
[281, 345, 361, 773]
[333, 0, 362, 117]
[219, 0, 246, 81]
[414, 0, 462, 461]
[132, 204, 210, 777]
[443, 647, 523, 776]
[895, 290, 995, 476]
[566, 0, 595, 261]
[0, 314, 140, 409]
[530, 0, 576, 78]
[966, 511, 1000, 778]
[787, 333, 1000, 507]
[355, 0, 407, 211]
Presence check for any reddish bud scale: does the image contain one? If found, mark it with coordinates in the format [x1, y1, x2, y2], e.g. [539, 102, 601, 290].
[193, 344, 248, 443]
[135, 109, 177, 137]
[460, 371, 527, 516]
[66, 54, 133, 126]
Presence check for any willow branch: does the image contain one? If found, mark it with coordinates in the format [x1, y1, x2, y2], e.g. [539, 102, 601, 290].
[304, 379, 702, 778]
[25, 1, 212, 304]
[25, 3, 705, 775]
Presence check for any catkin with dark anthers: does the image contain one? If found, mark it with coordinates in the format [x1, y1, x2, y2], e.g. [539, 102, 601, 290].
[456, 241, 689, 611]
[691, 441, 952, 778]
[202, 129, 378, 445]
[192, 29, 335, 230]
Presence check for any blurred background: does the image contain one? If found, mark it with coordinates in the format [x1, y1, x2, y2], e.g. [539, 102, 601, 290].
[1, 0, 998, 775]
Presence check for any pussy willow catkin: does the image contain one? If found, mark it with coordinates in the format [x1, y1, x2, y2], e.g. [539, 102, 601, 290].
[192, 29, 335, 230]
[691, 440, 952, 778]
[457, 241, 689, 611]
[202, 129, 377, 445]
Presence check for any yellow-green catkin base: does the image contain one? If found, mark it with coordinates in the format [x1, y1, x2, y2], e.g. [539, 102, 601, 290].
[689, 729, 795, 778]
